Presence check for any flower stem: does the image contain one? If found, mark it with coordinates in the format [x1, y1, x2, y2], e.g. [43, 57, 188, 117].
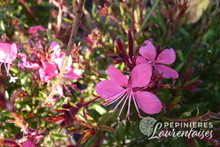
[47, 0, 85, 102]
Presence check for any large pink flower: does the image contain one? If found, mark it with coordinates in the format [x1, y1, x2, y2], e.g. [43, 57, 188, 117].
[0, 43, 18, 82]
[137, 40, 179, 79]
[95, 64, 162, 120]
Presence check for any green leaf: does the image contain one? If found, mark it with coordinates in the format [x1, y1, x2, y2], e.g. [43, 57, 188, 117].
[89, 104, 107, 115]
[99, 125, 116, 133]
[97, 111, 117, 125]
[50, 134, 66, 139]
[84, 131, 102, 146]
[46, 29, 52, 41]
[171, 96, 181, 104]
[20, 72, 32, 95]
[177, 50, 185, 62]
[115, 123, 125, 142]
[175, 62, 184, 72]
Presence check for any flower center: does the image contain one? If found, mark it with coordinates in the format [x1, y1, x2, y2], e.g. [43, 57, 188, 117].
[127, 87, 134, 96]
[148, 60, 155, 66]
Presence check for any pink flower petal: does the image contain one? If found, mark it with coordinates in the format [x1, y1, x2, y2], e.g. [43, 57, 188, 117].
[155, 48, 176, 64]
[22, 140, 35, 147]
[0, 43, 17, 63]
[42, 61, 58, 77]
[131, 63, 152, 88]
[53, 57, 64, 70]
[107, 65, 128, 87]
[20, 52, 40, 69]
[50, 41, 60, 51]
[0, 43, 17, 82]
[155, 64, 179, 79]
[40, 61, 58, 82]
[63, 68, 82, 80]
[0, 43, 11, 63]
[135, 91, 162, 114]
[139, 40, 156, 61]
[84, 37, 93, 46]
[67, 56, 73, 67]
[135, 56, 149, 65]
[28, 25, 46, 34]
[57, 85, 64, 98]
[95, 80, 124, 99]
[50, 42, 66, 70]
[10, 43, 17, 61]
[23, 62, 40, 69]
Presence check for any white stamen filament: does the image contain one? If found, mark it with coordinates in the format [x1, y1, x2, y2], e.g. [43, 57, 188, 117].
[106, 89, 127, 105]
[4, 63, 12, 77]
[4, 63, 9, 74]
[126, 94, 132, 122]
[106, 86, 145, 120]
[110, 91, 128, 113]
[117, 92, 129, 118]
[133, 95, 143, 118]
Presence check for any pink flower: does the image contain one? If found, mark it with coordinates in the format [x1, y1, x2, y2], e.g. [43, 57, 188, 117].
[39, 61, 59, 82]
[50, 41, 82, 80]
[63, 67, 83, 80]
[22, 140, 35, 147]
[20, 53, 41, 69]
[20, 41, 83, 98]
[28, 25, 46, 34]
[95, 64, 162, 120]
[50, 41, 66, 70]
[137, 40, 179, 79]
[22, 41, 82, 82]
[0, 43, 18, 82]
[21, 41, 83, 98]
[22, 128, 43, 147]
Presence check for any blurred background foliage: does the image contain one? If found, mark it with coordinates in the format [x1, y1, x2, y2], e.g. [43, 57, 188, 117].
[0, 0, 219, 146]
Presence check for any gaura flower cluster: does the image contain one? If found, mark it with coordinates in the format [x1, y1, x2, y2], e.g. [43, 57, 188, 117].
[95, 40, 179, 121]
[0, 43, 18, 83]
[20, 41, 83, 97]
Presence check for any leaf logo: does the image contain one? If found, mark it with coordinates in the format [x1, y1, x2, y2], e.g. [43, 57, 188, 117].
[139, 117, 157, 137]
